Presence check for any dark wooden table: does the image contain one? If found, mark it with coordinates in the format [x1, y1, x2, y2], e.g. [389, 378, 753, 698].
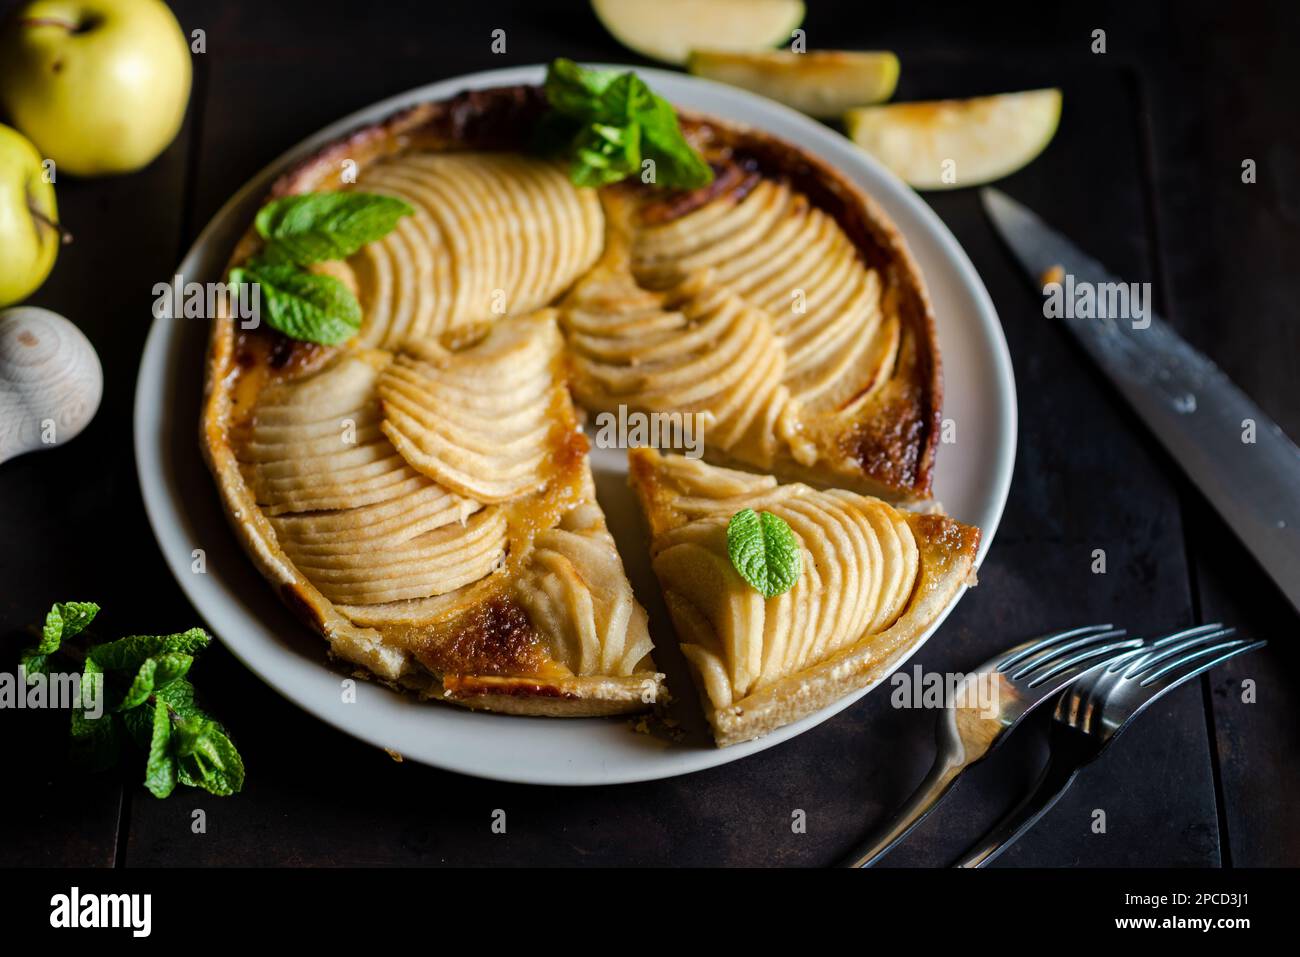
[3, 0, 1297, 867]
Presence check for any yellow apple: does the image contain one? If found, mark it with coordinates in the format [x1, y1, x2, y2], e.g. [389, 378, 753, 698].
[0, 0, 192, 176]
[845, 89, 1063, 190]
[592, 0, 805, 65]
[0, 123, 61, 306]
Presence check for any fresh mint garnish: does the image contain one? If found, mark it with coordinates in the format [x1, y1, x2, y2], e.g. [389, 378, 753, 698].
[20, 601, 99, 677]
[20, 602, 245, 799]
[172, 716, 244, 797]
[229, 260, 362, 346]
[231, 191, 411, 346]
[727, 508, 802, 599]
[540, 58, 713, 190]
[254, 192, 414, 265]
[89, 627, 210, 673]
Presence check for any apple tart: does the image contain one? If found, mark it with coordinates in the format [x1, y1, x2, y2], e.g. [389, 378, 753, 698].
[629, 448, 979, 746]
[201, 83, 970, 732]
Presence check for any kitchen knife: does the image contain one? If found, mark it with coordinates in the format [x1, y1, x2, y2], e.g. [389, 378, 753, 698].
[981, 187, 1300, 615]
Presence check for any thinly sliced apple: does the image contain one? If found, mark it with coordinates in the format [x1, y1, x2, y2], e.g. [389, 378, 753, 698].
[591, 0, 805, 65]
[845, 89, 1062, 190]
[688, 50, 899, 118]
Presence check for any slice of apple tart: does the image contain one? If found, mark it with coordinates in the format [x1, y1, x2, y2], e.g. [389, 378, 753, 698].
[628, 448, 978, 746]
[206, 311, 663, 715]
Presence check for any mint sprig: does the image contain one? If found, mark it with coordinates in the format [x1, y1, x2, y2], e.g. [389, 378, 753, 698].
[727, 509, 802, 599]
[255, 192, 414, 265]
[21, 602, 245, 799]
[229, 191, 412, 346]
[539, 59, 713, 190]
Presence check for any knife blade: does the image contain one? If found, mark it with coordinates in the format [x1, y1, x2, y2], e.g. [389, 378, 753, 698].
[981, 187, 1300, 615]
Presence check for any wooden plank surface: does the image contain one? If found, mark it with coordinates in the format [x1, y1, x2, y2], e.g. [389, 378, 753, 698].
[1145, 4, 1300, 868]
[0, 0, 1294, 868]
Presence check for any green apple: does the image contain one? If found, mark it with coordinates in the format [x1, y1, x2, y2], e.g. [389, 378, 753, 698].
[688, 49, 900, 119]
[845, 89, 1062, 190]
[0, 0, 192, 177]
[0, 123, 61, 306]
[592, 0, 805, 66]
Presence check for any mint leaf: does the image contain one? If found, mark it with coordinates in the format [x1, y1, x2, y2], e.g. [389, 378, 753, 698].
[726, 508, 802, 599]
[254, 192, 414, 264]
[541, 59, 713, 191]
[571, 121, 643, 187]
[90, 628, 209, 674]
[144, 703, 178, 799]
[154, 678, 201, 719]
[544, 57, 621, 116]
[54, 601, 99, 640]
[118, 658, 159, 711]
[174, 718, 245, 797]
[229, 261, 361, 346]
[117, 654, 193, 712]
[21, 601, 99, 676]
[636, 94, 713, 190]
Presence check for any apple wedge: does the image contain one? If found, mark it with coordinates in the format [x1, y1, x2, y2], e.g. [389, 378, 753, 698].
[845, 89, 1062, 190]
[591, 0, 805, 65]
[688, 50, 899, 118]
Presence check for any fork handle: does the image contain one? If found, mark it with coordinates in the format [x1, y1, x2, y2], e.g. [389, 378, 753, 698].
[839, 752, 967, 867]
[952, 754, 1083, 868]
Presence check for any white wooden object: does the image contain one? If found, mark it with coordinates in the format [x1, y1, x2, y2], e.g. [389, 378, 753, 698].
[0, 307, 103, 465]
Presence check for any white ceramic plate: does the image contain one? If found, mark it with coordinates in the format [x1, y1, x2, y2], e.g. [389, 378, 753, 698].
[134, 64, 1016, 785]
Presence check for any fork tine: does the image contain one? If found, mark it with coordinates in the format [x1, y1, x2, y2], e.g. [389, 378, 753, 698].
[1123, 626, 1236, 679]
[1101, 645, 1154, 674]
[996, 624, 1117, 671]
[1023, 638, 1145, 689]
[1010, 628, 1129, 680]
[1138, 639, 1265, 689]
[1145, 622, 1231, 649]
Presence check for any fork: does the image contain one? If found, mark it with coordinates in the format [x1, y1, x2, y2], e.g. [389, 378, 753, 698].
[839, 624, 1143, 867]
[953, 623, 1267, 868]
